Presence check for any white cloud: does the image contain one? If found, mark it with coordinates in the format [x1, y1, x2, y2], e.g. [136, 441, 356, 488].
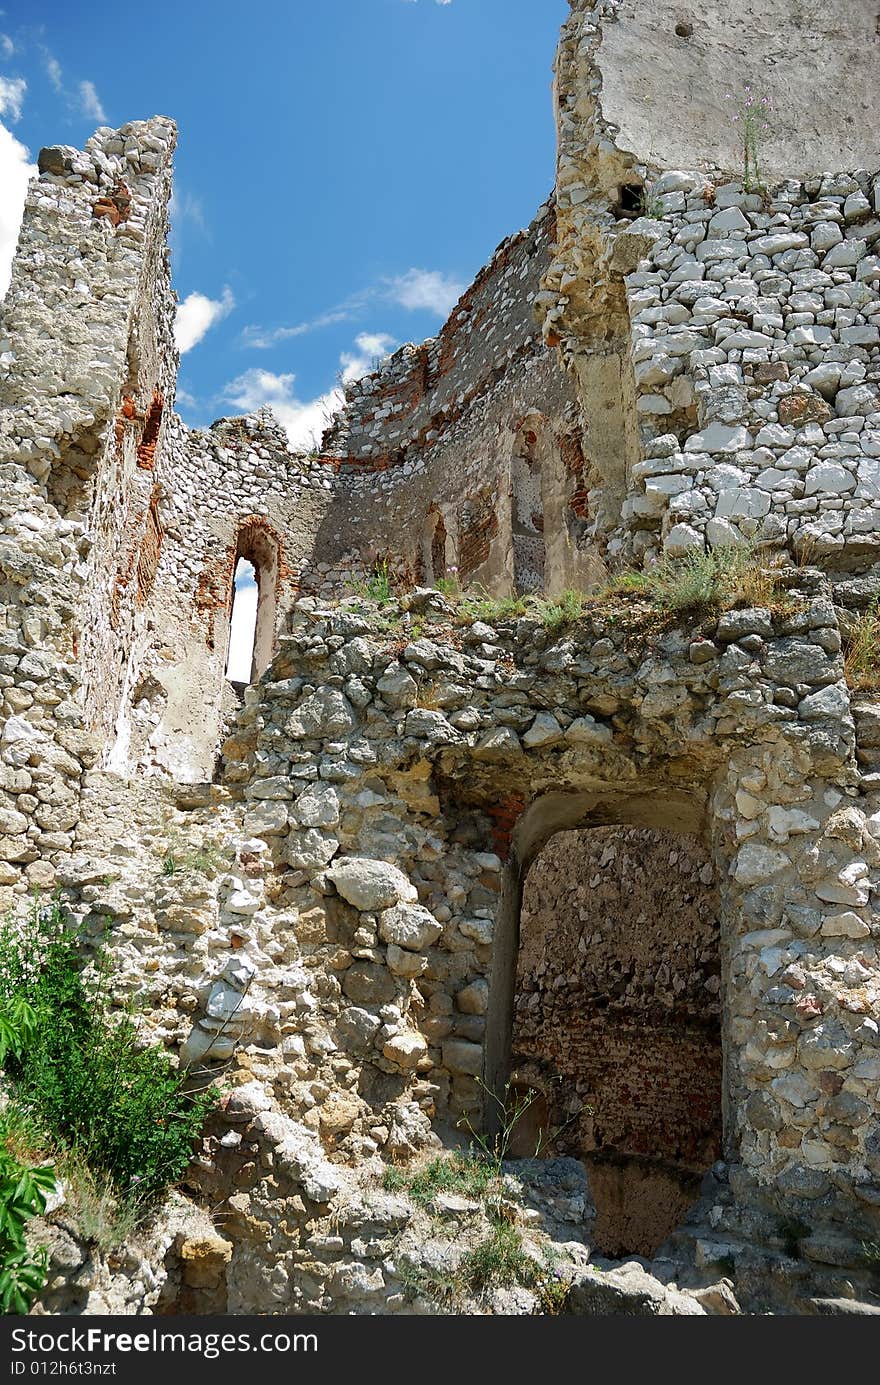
[0, 35, 14, 59]
[224, 328, 397, 450]
[386, 267, 463, 316]
[223, 367, 343, 452]
[174, 286, 235, 354]
[241, 306, 356, 350]
[0, 76, 26, 122]
[0, 121, 35, 299]
[78, 79, 106, 124]
[339, 331, 396, 384]
[43, 52, 63, 92]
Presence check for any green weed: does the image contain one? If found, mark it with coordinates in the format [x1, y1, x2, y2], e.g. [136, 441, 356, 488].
[382, 1153, 495, 1209]
[609, 543, 785, 615]
[844, 602, 880, 692]
[0, 898, 214, 1206]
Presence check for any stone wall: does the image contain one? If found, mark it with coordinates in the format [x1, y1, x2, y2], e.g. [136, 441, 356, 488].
[541, 1, 880, 569]
[0, 119, 178, 901]
[200, 577, 878, 1261]
[109, 409, 334, 780]
[306, 204, 597, 599]
[1, 0, 880, 1317]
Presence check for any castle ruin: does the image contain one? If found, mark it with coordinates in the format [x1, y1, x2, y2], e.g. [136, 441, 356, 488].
[1, 0, 879, 1315]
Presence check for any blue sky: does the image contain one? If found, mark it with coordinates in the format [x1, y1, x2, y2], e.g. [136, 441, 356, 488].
[0, 0, 566, 449]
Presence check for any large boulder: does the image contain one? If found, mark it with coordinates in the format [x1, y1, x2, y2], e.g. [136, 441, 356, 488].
[327, 857, 418, 911]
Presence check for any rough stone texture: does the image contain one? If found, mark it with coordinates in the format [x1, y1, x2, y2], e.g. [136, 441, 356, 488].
[0, 0, 878, 1321]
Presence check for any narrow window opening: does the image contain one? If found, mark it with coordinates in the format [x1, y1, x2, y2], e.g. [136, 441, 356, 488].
[225, 558, 258, 684]
[431, 513, 448, 581]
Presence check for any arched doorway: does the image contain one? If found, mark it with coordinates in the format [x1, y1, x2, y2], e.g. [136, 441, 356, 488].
[483, 790, 725, 1258]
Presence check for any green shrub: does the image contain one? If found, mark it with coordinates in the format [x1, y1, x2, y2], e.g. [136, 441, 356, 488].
[458, 589, 529, 623]
[0, 997, 56, 1314]
[0, 1128, 54, 1314]
[0, 899, 214, 1205]
[534, 589, 588, 632]
[351, 559, 394, 606]
[459, 1219, 536, 1292]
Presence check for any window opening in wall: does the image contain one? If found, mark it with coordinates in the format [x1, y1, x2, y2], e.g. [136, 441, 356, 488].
[509, 823, 722, 1258]
[615, 183, 644, 218]
[224, 559, 258, 684]
[224, 518, 282, 685]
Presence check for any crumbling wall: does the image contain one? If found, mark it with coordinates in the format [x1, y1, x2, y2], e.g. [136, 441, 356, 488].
[0, 119, 178, 901]
[308, 206, 598, 598]
[574, 0, 879, 182]
[108, 409, 334, 780]
[515, 825, 721, 1163]
[541, 0, 880, 570]
[181, 575, 877, 1272]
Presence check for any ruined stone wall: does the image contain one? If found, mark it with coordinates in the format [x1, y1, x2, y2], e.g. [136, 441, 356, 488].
[184, 575, 878, 1266]
[108, 409, 335, 781]
[514, 824, 722, 1256]
[0, 119, 178, 902]
[541, 0, 880, 570]
[307, 206, 598, 598]
[566, 0, 878, 182]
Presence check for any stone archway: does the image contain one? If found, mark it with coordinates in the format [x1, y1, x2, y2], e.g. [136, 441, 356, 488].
[512, 822, 722, 1256]
[482, 787, 726, 1256]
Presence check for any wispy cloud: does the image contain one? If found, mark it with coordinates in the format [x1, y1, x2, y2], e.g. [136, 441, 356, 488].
[221, 330, 397, 450]
[241, 305, 359, 350]
[242, 267, 463, 350]
[41, 50, 63, 93]
[0, 35, 14, 59]
[174, 286, 235, 354]
[78, 79, 106, 124]
[386, 267, 463, 315]
[0, 76, 26, 122]
[0, 120, 36, 299]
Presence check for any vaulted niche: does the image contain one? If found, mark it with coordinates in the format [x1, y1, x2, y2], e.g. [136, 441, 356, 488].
[419, 508, 450, 586]
[511, 421, 545, 595]
[510, 823, 722, 1257]
[224, 520, 280, 685]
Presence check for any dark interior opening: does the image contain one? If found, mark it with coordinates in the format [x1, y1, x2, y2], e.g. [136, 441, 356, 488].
[509, 823, 723, 1258]
[615, 183, 644, 218]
